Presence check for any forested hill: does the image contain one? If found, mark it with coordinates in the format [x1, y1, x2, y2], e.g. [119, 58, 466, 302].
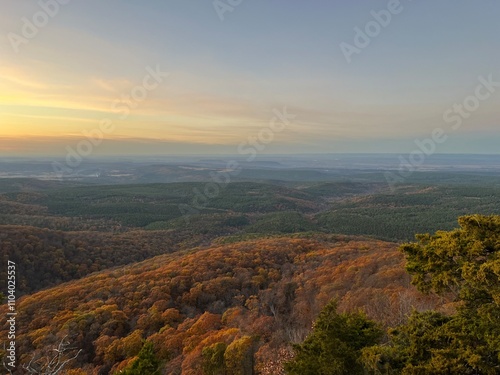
[0, 225, 192, 295]
[0, 236, 440, 374]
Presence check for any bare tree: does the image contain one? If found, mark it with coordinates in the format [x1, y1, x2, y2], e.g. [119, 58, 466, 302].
[22, 335, 81, 375]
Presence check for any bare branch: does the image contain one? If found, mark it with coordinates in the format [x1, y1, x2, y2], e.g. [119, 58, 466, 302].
[22, 335, 81, 375]
[2, 342, 14, 375]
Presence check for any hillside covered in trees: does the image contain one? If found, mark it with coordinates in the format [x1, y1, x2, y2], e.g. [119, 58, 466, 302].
[0, 226, 194, 295]
[3, 215, 500, 374]
[287, 215, 500, 374]
[1, 235, 442, 374]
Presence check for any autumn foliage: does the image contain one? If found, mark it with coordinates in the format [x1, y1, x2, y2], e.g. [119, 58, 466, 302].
[0, 235, 436, 374]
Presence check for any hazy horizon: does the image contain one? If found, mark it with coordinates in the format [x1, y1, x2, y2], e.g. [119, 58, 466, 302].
[2, 152, 500, 160]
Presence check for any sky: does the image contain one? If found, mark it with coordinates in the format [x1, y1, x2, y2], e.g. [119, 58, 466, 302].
[0, 0, 499, 156]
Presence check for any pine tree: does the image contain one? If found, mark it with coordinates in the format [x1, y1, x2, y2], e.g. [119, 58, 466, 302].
[285, 299, 382, 375]
[121, 341, 160, 375]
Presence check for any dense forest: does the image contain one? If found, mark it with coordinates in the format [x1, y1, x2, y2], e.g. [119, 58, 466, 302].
[287, 215, 500, 374]
[3, 215, 499, 374]
[0, 226, 195, 295]
[1, 235, 440, 374]
[1, 175, 500, 374]
[1, 179, 500, 241]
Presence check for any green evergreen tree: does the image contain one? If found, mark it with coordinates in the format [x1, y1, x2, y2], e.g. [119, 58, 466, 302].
[363, 215, 500, 374]
[285, 299, 382, 375]
[121, 341, 161, 375]
[362, 310, 453, 374]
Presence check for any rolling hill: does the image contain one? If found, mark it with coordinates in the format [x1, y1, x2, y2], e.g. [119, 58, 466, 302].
[0, 235, 441, 374]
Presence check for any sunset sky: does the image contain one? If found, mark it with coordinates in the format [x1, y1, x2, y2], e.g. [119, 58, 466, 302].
[1, 0, 499, 156]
